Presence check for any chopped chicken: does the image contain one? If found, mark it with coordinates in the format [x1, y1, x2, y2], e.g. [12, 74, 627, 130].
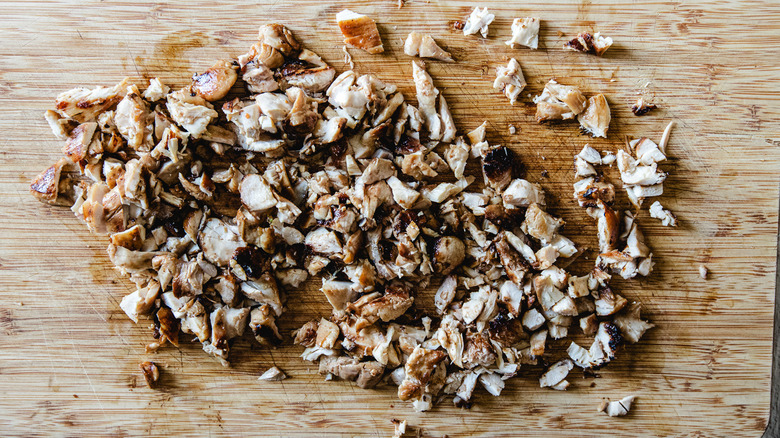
[166, 89, 218, 138]
[578, 94, 611, 138]
[191, 59, 238, 102]
[398, 346, 447, 401]
[503, 178, 545, 207]
[404, 32, 453, 62]
[493, 58, 526, 105]
[649, 201, 677, 226]
[506, 17, 540, 49]
[30, 158, 69, 204]
[412, 61, 456, 142]
[336, 10, 384, 54]
[699, 264, 708, 279]
[613, 302, 655, 343]
[143, 78, 169, 102]
[463, 7, 495, 38]
[534, 80, 587, 122]
[391, 419, 407, 438]
[258, 366, 287, 381]
[599, 395, 636, 417]
[631, 97, 656, 116]
[539, 359, 573, 389]
[139, 361, 160, 388]
[482, 146, 514, 190]
[320, 356, 385, 388]
[564, 32, 613, 56]
[54, 78, 130, 122]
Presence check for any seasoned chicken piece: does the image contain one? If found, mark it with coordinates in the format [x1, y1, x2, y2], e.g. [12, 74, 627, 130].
[62, 122, 98, 163]
[482, 146, 515, 191]
[522, 203, 564, 243]
[631, 97, 656, 116]
[600, 395, 636, 417]
[596, 201, 620, 252]
[462, 331, 497, 369]
[139, 361, 160, 388]
[564, 32, 613, 56]
[305, 227, 342, 256]
[352, 281, 414, 324]
[433, 236, 465, 274]
[434, 275, 458, 314]
[522, 308, 546, 331]
[191, 59, 238, 102]
[506, 17, 540, 49]
[533, 80, 587, 122]
[445, 138, 470, 179]
[649, 201, 677, 226]
[494, 234, 529, 284]
[613, 302, 655, 343]
[404, 32, 453, 62]
[165, 89, 218, 138]
[493, 58, 526, 105]
[30, 158, 69, 204]
[54, 78, 130, 122]
[529, 329, 548, 356]
[336, 10, 384, 54]
[242, 61, 279, 94]
[119, 281, 161, 323]
[630, 137, 666, 165]
[579, 313, 598, 335]
[279, 57, 336, 94]
[463, 7, 495, 38]
[594, 286, 628, 316]
[320, 356, 385, 388]
[578, 94, 611, 138]
[539, 359, 573, 389]
[250, 304, 282, 345]
[44, 109, 77, 140]
[257, 23, 301, 57]
[596, 321, 623, 359]
[386, 176, 420, 209]
[573, 177, 615, 208]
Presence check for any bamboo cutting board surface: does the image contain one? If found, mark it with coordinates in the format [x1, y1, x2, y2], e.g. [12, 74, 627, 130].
[0, 1, 778, 436]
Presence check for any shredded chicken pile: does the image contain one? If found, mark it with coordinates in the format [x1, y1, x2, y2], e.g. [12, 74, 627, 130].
[31, 22, 660, 412]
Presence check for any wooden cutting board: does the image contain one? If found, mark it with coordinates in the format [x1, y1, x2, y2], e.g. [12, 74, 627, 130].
[1, 1, 777, 436]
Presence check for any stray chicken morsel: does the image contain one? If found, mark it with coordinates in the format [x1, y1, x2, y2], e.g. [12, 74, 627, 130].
[404, 32, 453, 62]
[32, 21, 656, 413]
[506, 17, 540, 49]
[534, 79, 587, 122]
[599, 395, 637, 417]
[463, 7, 495, 38]
[649, 201, 677, 226]
[631, 97, 657, 116]
[139, 361, 160, 388]
[493, 58, 527, 105]
[578, 94, 611, 138]
[258, 366, 288, 381]
[336, 10, 384, 54]
[564, 32, 613, 56]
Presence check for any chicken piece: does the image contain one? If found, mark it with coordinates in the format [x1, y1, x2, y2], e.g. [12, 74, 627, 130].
[143, 78, 169, 102]
[596, 321, 623, 359]
[699, 265, 709, 279]
[242, 61, 279, 94]
[280, 57, 337, 94]
[463, 7, 495, 38]
[578, 94, 611, 138]
[198, 218, 244, 266]
[579, 313, 598, 335]
[494, 234, 529, 284]
[630, 137, 666, 165]
[404, 32, 453, 62]
[258, 366, 287, 382]
[493, 58, 526, 105]
[119, 281, 161, 323]
[434, 275, 458, 314]
[522, 203, 564, 243]
[482, 146, 515, 191]
[294, 320, 319, 348]
[594, 286, 628, 316]
[353, 281, 414, 324]
[315, 318, 340, 349]
[391, 419, 407, 438]
[54, 78, 130, 122]
[250, 304, 282, 345]
[165, 89, 218, 138]
[437, 315, 464, 367]
[533, 80, 587, 122]
[430, 236, 465, 275]
[503, 178, 545, 207]
[319, 356, 385, 388]
[631, 97, 656, 116]
[617, 150, 668, 186]
[62, 122, 98, 163]
[30, 158, 69, 204]
[599, 395, 636, 417]
[539, 359, 573, 389]
[462, 330, 497, 369]
[336, 10, 384, 54]
[240, 174, 277, 213]
[398, 347, 448, 402]
[114, 85, 152, 150]
[506, 17, 540, 49]
[649, 201, 677, 226]
[529, 329, 548, 356]
[412, 61, 456, 142]
[139, 361, 160, 388]
[613, 302, 655, 343]
[191, 59, 238, 102]
[564, 32, 613, 56]
[386, 176, 420, 209]
[445, 138, 470, 179]
[596, 201, 620, 252]
[573, 177, 615, 208]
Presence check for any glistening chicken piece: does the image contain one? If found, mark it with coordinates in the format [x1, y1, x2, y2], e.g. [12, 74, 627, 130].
[336, 10, 384, 54]
[564, 32, 613, 56]
[533, 80, 587, 122]
[463, 7, 495, 38]
[506, 17, 540, 49]
[578, 94, 611, 138]
[412, 61, 456, 142]
[404, 32, 453, 62]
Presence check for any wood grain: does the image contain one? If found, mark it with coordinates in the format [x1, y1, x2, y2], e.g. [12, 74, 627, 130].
[0, 0, 778, 436]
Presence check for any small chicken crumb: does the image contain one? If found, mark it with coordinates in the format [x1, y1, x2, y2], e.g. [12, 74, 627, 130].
[139, 361, 160, 388]
[493, 58, 526, 105]
[631, 97, 657, 116]
[699, 264, 708, 279]
[342, 45, 355, 70]
[509, 124, 516, 134]
[258, 366, 288, 381]
[564, 32, 613, 56]
[463, 7, 495, 38]
[404, 32, 453, 62]
[599, 395, 636, 417]
[391, 419, 407, 438]
[649, 201, 676, 226]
